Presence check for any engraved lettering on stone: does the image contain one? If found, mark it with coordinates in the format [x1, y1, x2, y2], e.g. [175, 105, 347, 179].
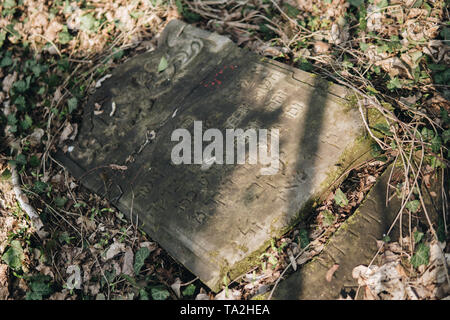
[285, 101, 305, 119]
[267, 90, 288, 111]
[225, 105, 249, 129]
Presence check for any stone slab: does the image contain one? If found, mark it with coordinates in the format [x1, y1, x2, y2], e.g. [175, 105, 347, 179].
[56, 20, 368, 290]
[273, 165, 442, 299]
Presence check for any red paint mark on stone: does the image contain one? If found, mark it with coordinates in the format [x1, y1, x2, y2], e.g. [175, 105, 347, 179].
[201, 65, 238, 89]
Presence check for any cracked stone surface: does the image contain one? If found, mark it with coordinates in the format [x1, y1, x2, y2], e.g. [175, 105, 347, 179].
[273, 165, 441, 299]
[56, 20, 368, 290]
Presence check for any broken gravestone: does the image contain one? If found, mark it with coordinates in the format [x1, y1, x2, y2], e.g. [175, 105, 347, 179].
[273, 164, 443, 300]
[56, 19, 370, 291]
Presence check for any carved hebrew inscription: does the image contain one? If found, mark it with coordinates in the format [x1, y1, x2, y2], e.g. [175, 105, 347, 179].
[56, 20, 365, 290]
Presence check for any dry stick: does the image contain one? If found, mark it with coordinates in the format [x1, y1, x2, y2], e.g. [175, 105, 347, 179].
[355, 139, 426, 298]
[357, 99, 390, 149]
[269, 0, 308, 34]
[181, 277, 199, 287]
[130, 190, 141, 249]
[325, 62, 431, 226]
[405, 125, 422, 252]
[10, 164, 47, 239]
[227, 266, 259, 289]
[392, 127, 417, 248]
[317, 56, 439, 225]
[29, 33, 62, 57]
[353, 108, 431, 298]
[385, 155, 398, 207]
[441, 166, 448, 234]
[268, 230, 327, 300]
[416, 183, 450, 287]
[3, 103, 47, 239]
[303, 67, 434, 298]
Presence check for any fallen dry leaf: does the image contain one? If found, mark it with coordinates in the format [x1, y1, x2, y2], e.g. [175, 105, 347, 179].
[29, 128, 45, 147]
[0, 264, 9, 299]
[314, 41, 330, 54]
[171, 278, 182, 298]
[2, 72, 18, 93]
[122, 248, 134, 276]
[103, 241, 126, 261]
[58, 122, 74, 145]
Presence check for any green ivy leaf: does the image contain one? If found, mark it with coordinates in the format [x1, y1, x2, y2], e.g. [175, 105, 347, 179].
[420, 127, 435, 141]
[4, 0, 16, 8]
[413, 231, 424, 244]
[2, 240, 25, 270]
[14, 95, 26, 110]
[112, 49, 124, 60]
[348, 0, 364, 7]
[431, 135, 441, 153]
[150, 286, 170, 300]
[20, 114, 33, 130]
[34, 181, 48, 194]
[298, 228, 309, 249]
[182, 284, 196, 297]
[29, 276, 53, 296]
[175, 0, 183, 13]
[67, 97, 77, 113]
[15, 153, 27, 165]
[430, 156, 446, 169]
[406, 200, 420, 213]
[334, 188, 349, 207]
[0, 31, 5, 49]
[428, 64, 446, 72]
[377, 0, 389, 8]
[139, 288, 149, 300]
[29, 155, 40, 167]
[58, 231, 73, 244]
[0, 56, 13, 68]
[410, 243, 429, 268]
[1, 169, 11, 181]
[283, 3, 300, 17]
[373, 123, 393, 136]
[31, 64, 47, 77]
[25, 292, 43, 300]
[157, 56, 168, 73]
[321, 210, 336, 226]
[13, 80, 27, 93]
[442, 130, 450, 144]
[26, 275, 53, 300]
[440, 27, 450, 41]
[58, 26, 72, 44]
[80, 13, 96, 32]
[359, 42, 369, 52]
[387, 77, 402, 90]
[7, 113, 17, 125]
[133, 247, 150, 275]
[54, 197, 67, 208]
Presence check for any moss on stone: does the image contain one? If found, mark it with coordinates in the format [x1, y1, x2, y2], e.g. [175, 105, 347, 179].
[211, 90, 385, 292]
